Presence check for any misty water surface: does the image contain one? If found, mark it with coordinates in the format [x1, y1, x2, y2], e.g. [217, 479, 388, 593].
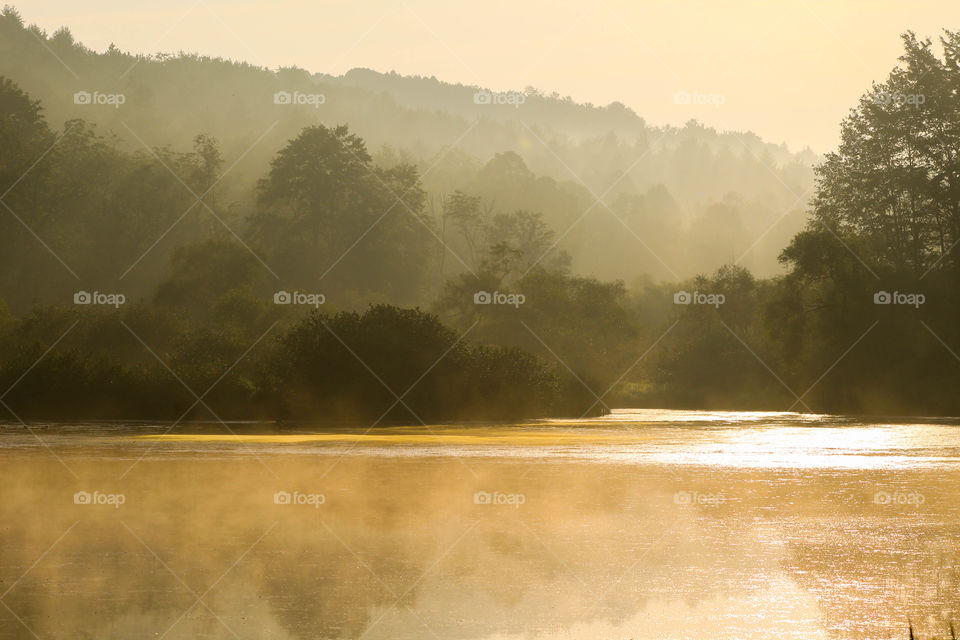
[1, 409, 958, 640]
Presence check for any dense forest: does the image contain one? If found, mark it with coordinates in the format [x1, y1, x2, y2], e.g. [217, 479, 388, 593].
[0, 6, 817, 288]
[2, 6, 960, 419]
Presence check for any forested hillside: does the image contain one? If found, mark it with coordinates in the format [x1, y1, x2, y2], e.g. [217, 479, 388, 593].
[0, 6, 815, 286]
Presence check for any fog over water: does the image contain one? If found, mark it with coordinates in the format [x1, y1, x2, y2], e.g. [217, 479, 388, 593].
[2, 410, 958, 640]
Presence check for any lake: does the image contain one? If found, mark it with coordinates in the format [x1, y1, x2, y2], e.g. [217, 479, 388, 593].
[1, 409, 959, 639]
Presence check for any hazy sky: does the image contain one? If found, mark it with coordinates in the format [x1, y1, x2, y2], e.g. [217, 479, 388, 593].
[22, 0, 960, 152]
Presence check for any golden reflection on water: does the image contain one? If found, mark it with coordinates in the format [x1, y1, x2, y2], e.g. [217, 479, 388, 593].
[1, 410, 959, 640]
[137, 428, 658, 445]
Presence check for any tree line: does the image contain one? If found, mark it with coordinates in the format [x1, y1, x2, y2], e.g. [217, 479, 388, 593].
[2, 30, 960, 419]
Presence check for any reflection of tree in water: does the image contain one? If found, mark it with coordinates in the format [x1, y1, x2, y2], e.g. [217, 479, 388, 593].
[3, 455, 960, 639]
[0, 459, 770, 639]
[255, 471, 814, 639]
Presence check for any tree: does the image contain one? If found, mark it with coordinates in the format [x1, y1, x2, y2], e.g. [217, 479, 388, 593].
[256, 124, 373, 248]
[773, 31, 960, 414]
[797, 31, 960, 277]
[0, 75, 51, 193]
[485, 209, 570, 281]
[253, 124, 435, 302]
[442, 190, 489, 271]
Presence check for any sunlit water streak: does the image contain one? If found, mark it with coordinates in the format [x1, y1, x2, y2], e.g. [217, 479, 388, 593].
[1, 409, 958, 640]
[6, 408, 955, 470]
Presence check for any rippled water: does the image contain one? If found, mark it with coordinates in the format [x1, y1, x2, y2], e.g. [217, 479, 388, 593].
[1, 409, 958, 639]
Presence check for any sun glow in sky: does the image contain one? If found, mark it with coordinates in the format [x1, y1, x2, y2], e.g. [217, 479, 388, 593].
[21, 0, 960, 152]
